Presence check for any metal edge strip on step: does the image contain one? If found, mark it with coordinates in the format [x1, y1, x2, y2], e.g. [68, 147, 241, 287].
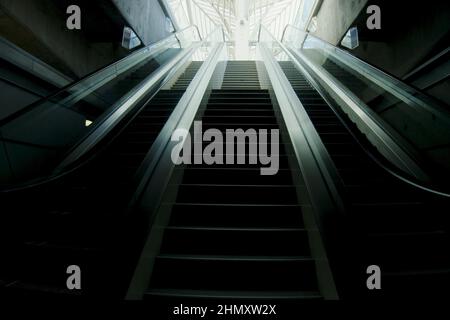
[125, 35, 225, 300]
[145, 288, 322, 299]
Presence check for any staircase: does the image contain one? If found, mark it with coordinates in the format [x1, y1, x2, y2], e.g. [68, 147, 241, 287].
[171, 62, 204, 90]
[279, 61, 450, 297]
[144, 61, 323, 308]
[221, 61, 261, 90]
[0, 61, 202, 298]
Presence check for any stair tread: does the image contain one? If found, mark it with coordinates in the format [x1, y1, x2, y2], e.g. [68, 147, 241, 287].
[157, 254, 313, 261]
[145, 288, 322, 299]
[165, 226, 305, 232]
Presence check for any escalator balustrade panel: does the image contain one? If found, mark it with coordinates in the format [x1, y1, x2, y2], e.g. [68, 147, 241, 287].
[0, 62, 203, 298]
[280, 61, 450, 297]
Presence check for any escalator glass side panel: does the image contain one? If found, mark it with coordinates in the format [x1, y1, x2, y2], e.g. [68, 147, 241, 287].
[260, 25, 450, 297]
[0, 61, 203, 298]
[283, 26, 450, 187]
[0, 45, 184, 185]
[278, 60, 450, 297]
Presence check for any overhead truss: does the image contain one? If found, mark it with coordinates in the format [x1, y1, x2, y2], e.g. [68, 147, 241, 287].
[167, 0, 308, 59]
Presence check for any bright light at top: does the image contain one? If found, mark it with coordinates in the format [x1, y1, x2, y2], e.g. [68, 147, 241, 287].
[166, 0, 317, 60]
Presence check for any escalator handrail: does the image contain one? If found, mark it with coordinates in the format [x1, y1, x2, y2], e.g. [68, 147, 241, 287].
[283, 48, 450, 197]
[56, 26, 224, 172]
[54, 46, 200, 170]
[291, 46, 431, 181]
[258, 36, 347, 214]
[0, 45, 196, 193]
[258, 30, 344, 299]
[128, 26, 225, 208]
[261, 24, 450, 198]
[126, 33, 226, 299]
[259, 24, 349, 214]
[178, 25, 203, 41]
[281, 24, 450, 120]
[281, 24, 306, 46]
[0, 26, 215, 193]
[0, 25, 202, 127]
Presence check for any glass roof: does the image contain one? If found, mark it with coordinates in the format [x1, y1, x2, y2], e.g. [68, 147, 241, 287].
[166, 0, 318, 60]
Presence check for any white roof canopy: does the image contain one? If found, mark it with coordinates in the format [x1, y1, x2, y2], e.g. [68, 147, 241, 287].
[167, 0, 318, 59]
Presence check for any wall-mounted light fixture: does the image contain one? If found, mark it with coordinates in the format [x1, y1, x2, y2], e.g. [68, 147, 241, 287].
[341, 26, 359, 49]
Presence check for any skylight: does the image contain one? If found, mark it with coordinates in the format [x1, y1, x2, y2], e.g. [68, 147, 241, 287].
[166, 0, 318, 60]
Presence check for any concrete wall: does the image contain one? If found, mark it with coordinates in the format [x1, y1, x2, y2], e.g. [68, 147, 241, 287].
[112, 0, 171, 45]
[0, 0, 128, 78]
[311, 0, 368, 45]
[302, 0, 449, 84]
[308, 0, 450, 175]
[0, 78, 44, 120]
[329, 0, 450, 106]
[0, 52, 66, 121]
[351, 1, 450, 79]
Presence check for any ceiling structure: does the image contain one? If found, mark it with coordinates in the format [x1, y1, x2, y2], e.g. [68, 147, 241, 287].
[166, 0, 318, 59]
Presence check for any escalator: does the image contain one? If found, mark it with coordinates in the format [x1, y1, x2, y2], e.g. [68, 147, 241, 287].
[0, 61, 202, 298]
[0, 48, 181, 126]
[320, 57, 450, 183]
[138, 61, 325, 311]
[279, 61, 450, 297]
[1, 20, 449, 303]
[85, 48, 181, 108]
[0, 26, 204, 187]
[284, 23, 450, 189]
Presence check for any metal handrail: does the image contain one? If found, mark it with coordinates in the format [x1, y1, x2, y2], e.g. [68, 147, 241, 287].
[294, 49, 429, 180]
[281, 24, 304, 43]
[281, 24, 450, 121]
[0, 25, 201, 127]
[57, 26, 223, 171]
[259, 28, 342, 299]
[259, 25, 450, 198]
[175, 24, 203, 43]
[269, 25, 428, 171]
[1, 27, 223, 192]
[131, 26, 225, 208]
[259, 24, 346, 208]
[126, 28, 225, 299]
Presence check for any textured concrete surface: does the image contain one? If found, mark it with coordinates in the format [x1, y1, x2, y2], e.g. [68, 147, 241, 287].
[0, 0, 128, 78]
[352, 1, 450, 78]
[312, 0, 368, 45]
[113, 0, 171, 45]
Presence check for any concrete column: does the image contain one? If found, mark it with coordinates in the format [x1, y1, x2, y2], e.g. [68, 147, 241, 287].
[112, 0, 172, 45]
[312, 0, 368, 45]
